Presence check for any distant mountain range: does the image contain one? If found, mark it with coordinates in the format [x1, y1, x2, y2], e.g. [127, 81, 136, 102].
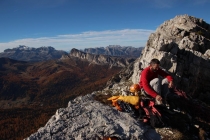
[61, 48, 135, 67]
[0, 46, 137, 139]
[83, 45, 143, 58]
[0, 45, 68, 62]
[0, 45, 143, 62]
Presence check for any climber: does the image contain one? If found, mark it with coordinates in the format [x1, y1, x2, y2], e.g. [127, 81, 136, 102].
[139, 58, 174, 104]
[129, 83, 141, 96]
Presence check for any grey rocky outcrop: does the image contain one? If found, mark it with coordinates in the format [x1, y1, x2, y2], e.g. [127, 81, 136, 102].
[130, 15, 210, 97]
[0, 45, 67, 62]
[61, 48, 135, 67]
[25, 94, 156, 140]
[83, 45, 143, 58]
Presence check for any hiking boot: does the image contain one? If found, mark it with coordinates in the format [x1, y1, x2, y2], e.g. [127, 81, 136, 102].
[173, 108, 181, 113]
[164, 108, 176, 114]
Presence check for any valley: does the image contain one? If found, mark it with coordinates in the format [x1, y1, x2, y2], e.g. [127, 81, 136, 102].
[0, 57, 122, 140]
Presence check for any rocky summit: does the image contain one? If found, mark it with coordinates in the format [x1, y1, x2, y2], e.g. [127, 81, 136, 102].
[131, 15, 210, 98]
[0, 45, 67, 62]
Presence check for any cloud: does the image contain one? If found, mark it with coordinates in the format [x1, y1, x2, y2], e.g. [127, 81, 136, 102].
[0, 29, 154, 52]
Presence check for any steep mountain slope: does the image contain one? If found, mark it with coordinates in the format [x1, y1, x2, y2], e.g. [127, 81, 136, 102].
[0, 45, 67, 61]
[0, 57, 123, 140]
[83, 45, 143, 58]
[0, 57, 122, 108]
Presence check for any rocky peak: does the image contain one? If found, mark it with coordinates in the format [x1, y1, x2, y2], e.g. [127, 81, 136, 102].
[0, 46, 67, 62]
[102, 15, 210, 101]
[83, 45, 143, 58]
[130, 15, 210, 97]
[17, 45, 30, 50]
[153, 15, 210, 54]
[62, 48, 135, 67]
[37, 46, 55, 52]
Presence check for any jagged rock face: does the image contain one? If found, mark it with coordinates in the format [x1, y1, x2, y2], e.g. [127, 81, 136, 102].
[131, 15, 210, 96]
[64, 48, 135, 67]
[83, 45, 143, 58]
[25, 94, 148, 140]
[0, 45, 67, 62]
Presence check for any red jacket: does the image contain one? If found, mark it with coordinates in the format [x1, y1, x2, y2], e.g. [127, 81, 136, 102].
[139, 66, 173, 98]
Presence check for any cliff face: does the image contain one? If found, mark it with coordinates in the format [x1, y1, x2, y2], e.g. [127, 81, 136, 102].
[131, 15, 210, 97]
[61, 48, 135, 67]
[83, 45, 143, 58]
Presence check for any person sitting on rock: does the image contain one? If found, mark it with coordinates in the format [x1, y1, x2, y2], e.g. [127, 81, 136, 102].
[139, 58, 174, 104]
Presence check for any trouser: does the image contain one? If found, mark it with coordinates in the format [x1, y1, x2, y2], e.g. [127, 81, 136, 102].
[141, 78, 169, 98]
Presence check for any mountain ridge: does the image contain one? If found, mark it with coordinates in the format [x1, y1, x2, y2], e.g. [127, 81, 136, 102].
[83, 45, 143, 58]
[60, 48, 136, 67]
[0, 45, 68, 62]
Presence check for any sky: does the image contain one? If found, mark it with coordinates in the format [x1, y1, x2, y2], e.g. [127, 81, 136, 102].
[0, 0, 210, 52]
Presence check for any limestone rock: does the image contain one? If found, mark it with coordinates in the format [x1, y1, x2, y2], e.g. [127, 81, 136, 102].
[25, 94, 147, 140]
[103, 15, 210, 97]
[130, 15, 210, 96]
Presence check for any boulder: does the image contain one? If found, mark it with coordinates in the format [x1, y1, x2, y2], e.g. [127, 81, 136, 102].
[25, 94, 151, 140]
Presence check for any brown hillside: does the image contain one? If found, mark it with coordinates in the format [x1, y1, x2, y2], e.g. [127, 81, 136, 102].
[0, 57, 122, 140]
